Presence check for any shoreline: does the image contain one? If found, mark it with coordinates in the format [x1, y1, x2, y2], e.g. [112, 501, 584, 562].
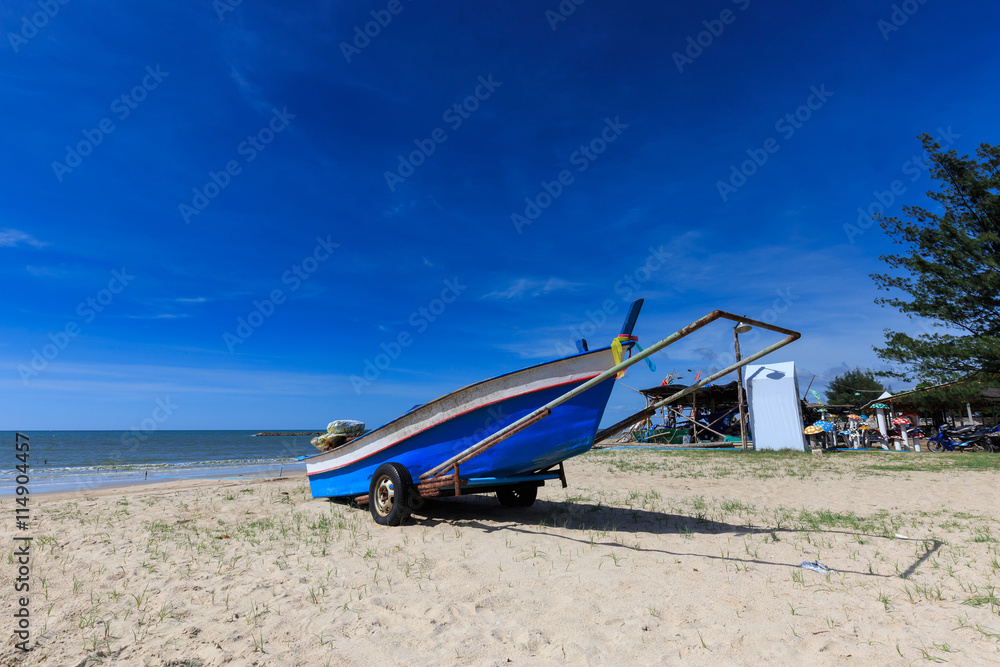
[1, 460, 306, 497]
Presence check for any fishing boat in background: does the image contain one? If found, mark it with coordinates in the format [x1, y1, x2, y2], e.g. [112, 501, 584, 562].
[306, 300, 646, 523]
[305, 302, 801, 526]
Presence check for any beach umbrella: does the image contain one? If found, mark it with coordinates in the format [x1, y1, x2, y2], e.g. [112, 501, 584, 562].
[893, 416, 913, 451]
[814, 420, 834, 446]
[803, 423, 823, 449]
[855, 424, 873, 449]
[816, 407, 829, 424]
[813, 420, 836, 449]
[871, 402, 890, 439]
[844, 414, 862, 448]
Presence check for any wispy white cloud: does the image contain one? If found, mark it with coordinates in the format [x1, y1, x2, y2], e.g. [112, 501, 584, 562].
[229, 64, 272, 115]
[0, 228, 46, 248]
[383, 196, 447, 219]
[121, 313, 191, 319]
[175, 297, 208, 303]
[483, 277, 584, 300]
[383, 200, 416, 218]
[25, 265, 63, 277]
[0, 361, 355, 397]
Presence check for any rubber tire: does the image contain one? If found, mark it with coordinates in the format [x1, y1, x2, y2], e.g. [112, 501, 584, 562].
[928, 438, 943, 453]
[496, 483, 538, 508]
[369, 462, 413, 526]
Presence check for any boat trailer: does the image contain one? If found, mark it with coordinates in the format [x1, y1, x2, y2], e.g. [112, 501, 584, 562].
[355, 310, 799, 509]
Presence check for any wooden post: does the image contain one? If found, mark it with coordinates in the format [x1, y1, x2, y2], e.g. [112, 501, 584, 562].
[691, 391, 698, 443]
[733, 325, 748, 451]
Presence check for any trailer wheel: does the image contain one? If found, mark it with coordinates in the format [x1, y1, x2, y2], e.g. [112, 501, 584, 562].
[369, 462, 413, 526]
[496, 483, 537, 508]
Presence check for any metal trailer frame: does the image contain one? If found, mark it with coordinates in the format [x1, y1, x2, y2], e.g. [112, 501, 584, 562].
[357, 310, 799, 506]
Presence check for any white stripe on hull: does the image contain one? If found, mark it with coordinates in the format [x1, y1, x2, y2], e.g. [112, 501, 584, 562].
[306, 348, 617, 476]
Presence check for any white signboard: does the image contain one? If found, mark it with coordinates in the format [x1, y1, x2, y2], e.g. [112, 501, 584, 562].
[744, 361, 807, 451]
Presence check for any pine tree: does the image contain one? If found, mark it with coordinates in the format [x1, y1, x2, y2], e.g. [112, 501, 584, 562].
[871, 135, 1000, 382]
[824, 368, 887, 407]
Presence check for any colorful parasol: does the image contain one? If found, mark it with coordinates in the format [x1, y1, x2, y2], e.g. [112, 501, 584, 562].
[871, 403, 889, 409]
[803, 424, 823, 434]
[847, 414, 860, 420]
[814, 420, 836, 432]
[892, 417, 911, 425]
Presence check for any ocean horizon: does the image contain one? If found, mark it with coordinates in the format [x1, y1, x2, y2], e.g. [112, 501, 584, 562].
[1, 430, 317, 495]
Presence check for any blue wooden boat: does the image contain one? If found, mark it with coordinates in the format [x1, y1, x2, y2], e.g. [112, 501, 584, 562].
[306, 300, 645, 524]
[305, 305, 802, 525]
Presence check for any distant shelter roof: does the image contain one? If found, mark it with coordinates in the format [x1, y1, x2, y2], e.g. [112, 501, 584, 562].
[861, 379, 1000, 411]
[639, 381, 741, 404]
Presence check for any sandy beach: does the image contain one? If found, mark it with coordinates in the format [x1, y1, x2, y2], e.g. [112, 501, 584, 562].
[4, 449, 1000, 666]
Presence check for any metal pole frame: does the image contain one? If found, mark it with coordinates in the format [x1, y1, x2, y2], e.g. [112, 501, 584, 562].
[420, 310, 800, 481]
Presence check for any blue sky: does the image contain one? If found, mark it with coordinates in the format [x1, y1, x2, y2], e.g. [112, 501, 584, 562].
[3, 0, 998, 430]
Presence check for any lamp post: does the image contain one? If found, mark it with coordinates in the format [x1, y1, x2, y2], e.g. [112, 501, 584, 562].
[733, 322, 752, 451]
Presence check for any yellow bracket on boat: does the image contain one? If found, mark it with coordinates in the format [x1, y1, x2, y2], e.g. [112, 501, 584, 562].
[612, 337, 625, 378]
[612, 334, 655, 379]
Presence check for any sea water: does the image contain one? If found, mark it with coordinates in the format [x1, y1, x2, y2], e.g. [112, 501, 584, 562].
[0, 431, 316, 495]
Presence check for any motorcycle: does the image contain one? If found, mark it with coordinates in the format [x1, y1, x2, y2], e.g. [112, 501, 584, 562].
[927, 423, 996, 452]
[982, 424, 1000, 453]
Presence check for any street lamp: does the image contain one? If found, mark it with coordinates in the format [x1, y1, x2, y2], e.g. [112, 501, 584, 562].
[733, 323, 752, 450]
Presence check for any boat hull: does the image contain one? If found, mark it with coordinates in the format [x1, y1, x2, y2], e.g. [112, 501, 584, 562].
[306, 347, 620, 498]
